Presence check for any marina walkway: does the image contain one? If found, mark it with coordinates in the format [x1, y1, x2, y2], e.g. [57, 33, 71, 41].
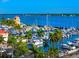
[62, 51, 79, 58]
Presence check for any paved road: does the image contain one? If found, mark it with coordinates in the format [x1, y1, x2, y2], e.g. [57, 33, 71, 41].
[63, 51, 79, 58]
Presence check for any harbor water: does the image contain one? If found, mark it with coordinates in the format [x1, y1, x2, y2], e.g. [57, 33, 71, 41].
[0, 14, 79, 28]
[0, 14, 79, 51]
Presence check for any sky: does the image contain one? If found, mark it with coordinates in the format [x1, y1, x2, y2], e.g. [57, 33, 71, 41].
[0, 0, 79, 14]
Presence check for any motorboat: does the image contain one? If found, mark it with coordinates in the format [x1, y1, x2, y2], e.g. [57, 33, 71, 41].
[33, 39, 43, 48]
[75, 38, 79, 41]
[62, 44, 70, 49]
[67, 41, 76, 50]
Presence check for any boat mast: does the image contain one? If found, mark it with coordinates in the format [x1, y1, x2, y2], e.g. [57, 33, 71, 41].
[46, 14, 49, 40]
[36, 18, 38, 26]
[46, 14, 49, 26]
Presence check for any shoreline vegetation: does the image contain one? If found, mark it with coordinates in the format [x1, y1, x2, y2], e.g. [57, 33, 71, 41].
[0, 16, 79, 58]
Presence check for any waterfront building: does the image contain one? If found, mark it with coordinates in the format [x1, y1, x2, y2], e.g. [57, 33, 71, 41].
[14, 16, 20, 26]
[0, 29, 8, 41]
[26, 26, 32, 31]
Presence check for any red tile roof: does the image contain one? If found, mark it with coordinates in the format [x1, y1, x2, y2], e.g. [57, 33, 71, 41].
[0, 29, 7, 33]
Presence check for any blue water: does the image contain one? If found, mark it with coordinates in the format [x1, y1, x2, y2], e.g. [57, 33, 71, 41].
[0, 14, 79, 51]
[0, 14, 79, 28]
[44, 34, 79, 52]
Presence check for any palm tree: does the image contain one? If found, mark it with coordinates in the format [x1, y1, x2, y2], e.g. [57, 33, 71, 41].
[49, 29, 62, 57]
[0, 36, 4, 57]
[0, 36, 4, 43]
[14, 41, 29, 58]
[48, 48, 59, 58]
[7, 35, 17, 46]
[1, 17, 6, 25]
[7, 35, 17, 57]
[37, 28, 44, 38]
[54, 29, 63, 49]
[25, 30, 32, 40]
[49, 29, 62, 48]
[49, 32, 55, 48]
[31, 44, 45, 58]
[54, 29, 62, 40]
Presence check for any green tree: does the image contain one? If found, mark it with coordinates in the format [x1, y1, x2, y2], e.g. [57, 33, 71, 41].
[7, 35, 17, 46]
[49, 29, 62, 48]
[14, 25, 21, 30]
[49, 29, 62, 57]
[7, 35, 17, 58]
[1, 19, 6, 25]
[25, 30, 32, 39]
[1, 19, 15, 26]
[54, 29, 63, 49]
[48, 48, 59, 58]
[31, 44, 45, 58]
[1, 18, 21, 29]
[0, 36, 4, 43]
[49, 32, 55, 47]
[37, 28, 44, 38]
[14, 41, 29, 58]
[54, 29, 62, 41]
[0, 36, 4, 57]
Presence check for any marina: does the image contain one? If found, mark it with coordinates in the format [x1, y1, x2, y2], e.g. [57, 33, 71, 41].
[0, 14, 79, 58]
[1, 0, 79, 58]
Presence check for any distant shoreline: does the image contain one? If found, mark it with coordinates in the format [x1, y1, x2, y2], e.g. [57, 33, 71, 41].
[0, 14, 79, 28]
[0, 14, 79, 16]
